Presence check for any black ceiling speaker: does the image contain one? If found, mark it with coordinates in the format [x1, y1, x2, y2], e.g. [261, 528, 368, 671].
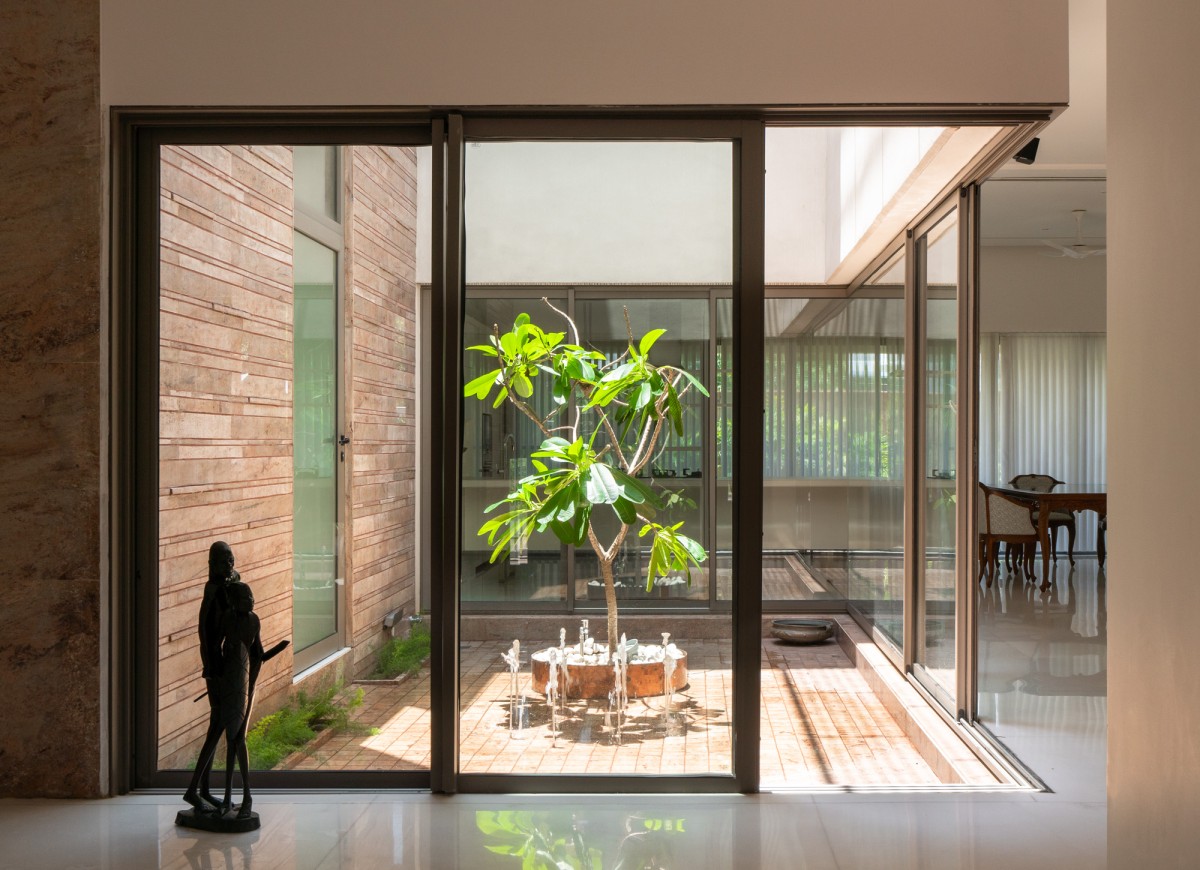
[1013, 137, 1040, 165]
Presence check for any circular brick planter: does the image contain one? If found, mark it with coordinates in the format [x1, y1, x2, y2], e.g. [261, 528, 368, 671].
[530, 648, 688, 699]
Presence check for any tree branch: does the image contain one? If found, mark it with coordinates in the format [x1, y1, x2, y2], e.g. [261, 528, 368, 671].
[542, 296, 579, 346]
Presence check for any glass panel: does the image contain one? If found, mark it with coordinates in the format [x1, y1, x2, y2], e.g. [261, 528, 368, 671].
[293, 145, 340, 222]
[975, 179, 1108, 776]
[465, 141, 731, 284]
[761, 297, 905, 646]
[156, 143, 431, 777]
[292, 231, 339, 652]
[462, 294, 567, 606]
[764, 127, 944, 284]
[573, 298, 710, 605]
[460, 140, 733, 779]
[716, 297, 733, 600]
[917, 208, 959, 700]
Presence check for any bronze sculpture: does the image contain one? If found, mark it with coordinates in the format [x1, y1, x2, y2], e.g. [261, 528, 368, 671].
[178, 541, 288, 833]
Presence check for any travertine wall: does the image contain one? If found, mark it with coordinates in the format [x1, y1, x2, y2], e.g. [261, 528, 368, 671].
[157, 145, 297, 767]
[0, 0, 102, 798]
[1108, 1, 1200, 864]
[345, 147, 420, 676]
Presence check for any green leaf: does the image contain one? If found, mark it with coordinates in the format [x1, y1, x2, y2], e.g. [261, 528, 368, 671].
[513, 371, 534, 398]
[634, 381, 653, 411]
[680, 533, 707, 563]
[552, 373, 570, 406]
[515, 312, 530, 327]
[488, 528, 515, 563]
[464, 369, 499, 399]
[612, 497, 637, 525]
[639, 328, 666, 356]
[675, 367, 711, 397]
[491, 385, 509, 408]
[600, 361, 637, 384]
[466, 343, 499, 357]
[609, 467, 661, 508]
[584, 463, 621, 504]
[666, 384, 684, 435]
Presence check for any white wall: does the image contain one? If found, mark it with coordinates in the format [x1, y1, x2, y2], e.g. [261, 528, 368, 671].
[980, 246, 1106, 332]
[1108, 2, 1200, 866]
[463, 141, 733, 284]
[833, 128, 942, 264]
[100, 1, 1066, 108]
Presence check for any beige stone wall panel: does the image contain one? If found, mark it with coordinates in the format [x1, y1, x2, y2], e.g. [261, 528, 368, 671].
[0, 0, 102, 798]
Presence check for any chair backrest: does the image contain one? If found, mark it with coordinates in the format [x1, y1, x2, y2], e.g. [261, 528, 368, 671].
[980, 483, 1038, 535]
[1009, 473, 1063, 493]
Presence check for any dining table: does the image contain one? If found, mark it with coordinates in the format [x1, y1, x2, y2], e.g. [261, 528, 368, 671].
[992, 482, 1108, 589]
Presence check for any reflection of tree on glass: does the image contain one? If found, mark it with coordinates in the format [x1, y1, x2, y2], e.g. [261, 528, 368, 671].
[464, 300, 709, 654]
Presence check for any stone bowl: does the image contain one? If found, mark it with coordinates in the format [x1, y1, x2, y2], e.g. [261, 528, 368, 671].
[770, 618, 835, 644]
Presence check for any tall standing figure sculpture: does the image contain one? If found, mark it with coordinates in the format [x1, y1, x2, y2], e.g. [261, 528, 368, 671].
[178, 542, 289, 833]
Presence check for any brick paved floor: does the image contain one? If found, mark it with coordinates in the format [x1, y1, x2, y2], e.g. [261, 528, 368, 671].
[286, 638, 941, 787]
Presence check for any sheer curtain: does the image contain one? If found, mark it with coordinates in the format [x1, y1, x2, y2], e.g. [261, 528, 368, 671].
[762, 334, 905, 480]
[979, 333, 1107, 549]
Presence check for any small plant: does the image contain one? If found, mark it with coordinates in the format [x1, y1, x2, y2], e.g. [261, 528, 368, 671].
[243, 681, 366, 769]
[370, 621, 431, 680]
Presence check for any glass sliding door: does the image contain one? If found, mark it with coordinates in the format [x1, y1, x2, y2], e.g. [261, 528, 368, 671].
[760, 295, 906, 627]
[457, 136, 737, 783]
[149, 135, 433, 785]
[914, 205, 960, 702]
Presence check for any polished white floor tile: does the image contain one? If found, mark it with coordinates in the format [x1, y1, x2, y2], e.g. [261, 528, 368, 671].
[0, 791, 1104, 870]
[976, 556, 1107, 799]
[0, 561, 1109, 869]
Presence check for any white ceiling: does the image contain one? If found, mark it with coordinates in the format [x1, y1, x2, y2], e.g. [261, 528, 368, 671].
[983, 0, 1106, 246]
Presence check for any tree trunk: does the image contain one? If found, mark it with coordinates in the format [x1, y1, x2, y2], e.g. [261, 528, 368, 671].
[600, 556, 619, 657]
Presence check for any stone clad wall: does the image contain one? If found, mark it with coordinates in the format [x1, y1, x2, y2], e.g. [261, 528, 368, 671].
[0, 0, 102, 798]
[155, 144, 418, 767]
[346, 146, 420, 676]
[157, 145, 296, 768]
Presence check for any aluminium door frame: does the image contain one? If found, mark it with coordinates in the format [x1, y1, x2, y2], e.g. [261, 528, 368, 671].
[446, 116, 763, 794]
[110, 107, 1052, 798]
[119, 116, 439, 792]
[905, 186, 979, 722]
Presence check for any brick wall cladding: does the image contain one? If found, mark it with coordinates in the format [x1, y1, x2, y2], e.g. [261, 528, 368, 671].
[155, 144, 419, 768]
[345, 146, 420, 676]
[157, 145, 297, 768]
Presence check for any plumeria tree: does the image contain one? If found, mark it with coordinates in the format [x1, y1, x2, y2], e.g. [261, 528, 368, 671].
[464, 301, 708, 655]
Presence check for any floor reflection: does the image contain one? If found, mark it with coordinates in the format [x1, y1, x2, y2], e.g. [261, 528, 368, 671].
[470, 808, 701, 869]
[976, 555, 1107, 795]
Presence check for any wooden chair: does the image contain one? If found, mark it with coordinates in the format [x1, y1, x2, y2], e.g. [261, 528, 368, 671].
[978, 483, 1040, 586]
[1009, 473, 1077, 566]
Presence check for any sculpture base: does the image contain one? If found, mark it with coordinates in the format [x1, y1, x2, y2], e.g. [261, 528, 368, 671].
[176, 807, 261, 833]
[531, 647, 687, 700]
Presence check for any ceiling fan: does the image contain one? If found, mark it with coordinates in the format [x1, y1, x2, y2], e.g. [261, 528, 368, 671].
[1041, 209, 1106, 258]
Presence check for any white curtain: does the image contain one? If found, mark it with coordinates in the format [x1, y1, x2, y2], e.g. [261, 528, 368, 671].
[979, 333, 1107, 550]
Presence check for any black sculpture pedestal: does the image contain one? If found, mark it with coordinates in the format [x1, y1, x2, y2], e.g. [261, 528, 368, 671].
[176, 807, 260, 833]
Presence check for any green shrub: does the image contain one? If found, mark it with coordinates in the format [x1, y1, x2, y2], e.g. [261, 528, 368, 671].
[371, 622, 431, 680]
[243, 681, 365, 769]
